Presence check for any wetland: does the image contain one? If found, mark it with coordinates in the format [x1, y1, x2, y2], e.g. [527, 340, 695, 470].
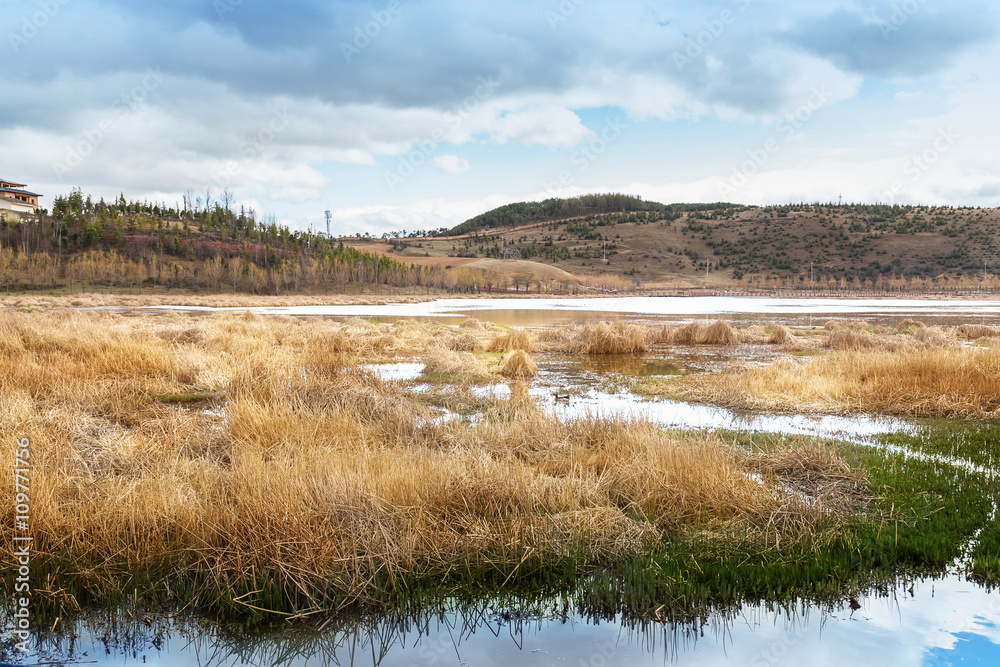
[2, 297, 999, 665]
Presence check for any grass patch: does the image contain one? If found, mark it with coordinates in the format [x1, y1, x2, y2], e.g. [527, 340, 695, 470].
[152, 390, 222, 404]
[653, 346, 1000, 418]
[573, 428, 1000, 616]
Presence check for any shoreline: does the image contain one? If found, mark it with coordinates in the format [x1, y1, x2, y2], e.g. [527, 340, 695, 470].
[4, 287, 1000, 311]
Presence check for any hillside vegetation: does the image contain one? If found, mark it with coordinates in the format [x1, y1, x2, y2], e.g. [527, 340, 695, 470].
[5, 190, 1000, 296]
[443, 194, 737, 237]
[0, 189, 493, 295]
[372, 199, 1000, 289]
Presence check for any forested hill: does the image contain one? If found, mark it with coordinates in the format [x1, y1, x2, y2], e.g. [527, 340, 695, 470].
[0, 188, 473, 294]
[442, 194, 738, 237]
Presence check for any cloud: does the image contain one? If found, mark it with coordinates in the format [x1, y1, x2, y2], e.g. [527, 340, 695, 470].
[784, 3, 997, 77]
[3, 0, 1000, 235]
[431, 155, 471, 174]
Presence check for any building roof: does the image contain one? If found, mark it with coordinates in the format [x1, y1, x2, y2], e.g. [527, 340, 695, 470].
[0, 195, 36, 207]
[0, 186, 41, 197]
[0, 179, 27, 187]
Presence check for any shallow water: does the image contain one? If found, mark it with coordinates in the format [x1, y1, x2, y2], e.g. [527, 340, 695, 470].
[144, 295, 1000, 328]
[7, 575, 998, 666]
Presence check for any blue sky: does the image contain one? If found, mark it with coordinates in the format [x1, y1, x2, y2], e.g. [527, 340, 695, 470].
[2, 0, 999, 235]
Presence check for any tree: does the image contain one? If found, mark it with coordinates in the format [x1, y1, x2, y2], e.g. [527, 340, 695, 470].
[205, 255, 224, 292]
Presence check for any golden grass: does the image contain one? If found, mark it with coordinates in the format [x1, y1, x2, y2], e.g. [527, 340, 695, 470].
[767, 323, 795, 346]
[459, 317, 487, 331]
[571, 321, 648, 355]
[0, 311, 861, 616]
[496, 349, 538, 379]
[488, 328, 534, 353]
[957, 324, 1000, 340]
[670, 319, 739, 346]
[672, 346, 1000, 417]
[701, 319, 740, 345]
[422, 344, 490, 378]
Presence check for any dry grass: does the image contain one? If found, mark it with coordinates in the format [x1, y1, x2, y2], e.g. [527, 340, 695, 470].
[422, 345, 490, 378]
[957, 324, 1000, 340]
[571, 321, 648, 355]
[673, 346, 1000, 417]
[496, 349, 538, 379]
[488, 328, 534, 353]
[670, 319, 740, 346]
[645, 324, 676, 346]
[532, 326, 573, 352]
[459, 317, 488, 331]
[701, 319, 740, 345]
[0, 311, 861, 617]
[767, 323, 795, 346]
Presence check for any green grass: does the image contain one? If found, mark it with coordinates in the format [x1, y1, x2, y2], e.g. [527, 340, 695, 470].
[152, 390, 222, 404]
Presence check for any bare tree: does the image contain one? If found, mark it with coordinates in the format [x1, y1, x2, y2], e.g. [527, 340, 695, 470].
[221, 189, 234, 218]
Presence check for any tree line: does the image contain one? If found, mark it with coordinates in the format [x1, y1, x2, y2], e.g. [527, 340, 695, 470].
[0, 189, 502, 295]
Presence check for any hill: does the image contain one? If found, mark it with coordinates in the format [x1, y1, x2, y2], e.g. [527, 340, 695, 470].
[0, 188, 477, 295]
[441, 194, 737, 237]
[365, 201, 1000, 289]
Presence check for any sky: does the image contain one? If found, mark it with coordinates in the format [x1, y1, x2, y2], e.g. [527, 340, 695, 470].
[2, 0, 999, 236]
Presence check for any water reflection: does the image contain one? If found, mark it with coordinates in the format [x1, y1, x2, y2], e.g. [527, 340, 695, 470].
[6, 576, 997, 666]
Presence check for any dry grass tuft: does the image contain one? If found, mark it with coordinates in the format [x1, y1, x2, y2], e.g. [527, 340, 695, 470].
[532, 326, 572, 352]
[645, 324, 676, 346]
[745, 440, 870, 516]
[701, 319, 740, 346]
[826, 330, 890, 351]
[572, 321, 648, 355]
[496, 349, 538, 379]
[459, 317, 487, 331]
[670, 320, 739, 346]
[422, 345, 490, 378]
[767, 323, 795, 346]
[670, 322, 703, 345]
[897, 319, 926, 331]
[446, 332, 483, 352]
[957, 324, 1000, 340]
[488, 328, 534, 353]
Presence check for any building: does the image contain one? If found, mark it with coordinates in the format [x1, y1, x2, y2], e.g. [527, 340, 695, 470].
[0, 178, 42, 219]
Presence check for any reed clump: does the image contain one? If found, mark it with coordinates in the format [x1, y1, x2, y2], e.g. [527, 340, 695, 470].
[488, 328, 534, 353]
[571, 321, 648, 354]
[532, 326, 572, 352]
[669, 319, 741, 346]
[766, 323, 795, 346]
[422, 344, 490, 379]
[957, 324, 1000, 340]
[496, 349, 538, 379]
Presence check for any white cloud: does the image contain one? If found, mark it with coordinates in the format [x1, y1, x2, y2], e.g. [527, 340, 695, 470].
[431, 155, 471, 174]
